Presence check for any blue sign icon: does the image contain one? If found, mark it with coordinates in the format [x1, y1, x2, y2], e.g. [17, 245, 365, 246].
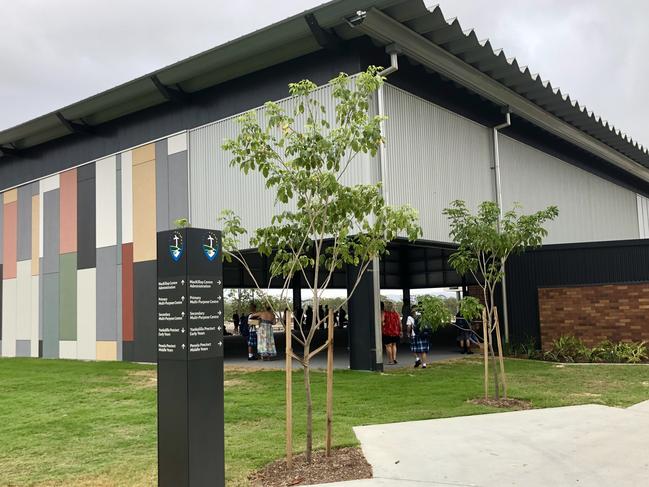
[202, 232, 219, 261]
[169, 231, 184, 262]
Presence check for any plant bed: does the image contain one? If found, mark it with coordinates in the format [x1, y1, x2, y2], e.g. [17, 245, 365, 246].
[468, 397, 532, 409]
[249, 447, 372, 487]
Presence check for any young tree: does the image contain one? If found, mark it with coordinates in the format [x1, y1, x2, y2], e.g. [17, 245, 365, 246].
[219, 67, 422, 462]
[443, 200, 558, 399]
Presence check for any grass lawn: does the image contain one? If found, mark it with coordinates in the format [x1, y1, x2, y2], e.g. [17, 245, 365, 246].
[1, 357, 648, 486]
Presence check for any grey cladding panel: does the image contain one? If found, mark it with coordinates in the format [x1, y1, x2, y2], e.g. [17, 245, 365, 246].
[17, 184, 33, 261]
[0, 197, 3, 264]
[168, 151, 189, 227]
[96, 246, 118, 341]
[42, 190, 60, 275]
[16, 340, 30, 357]
[77, 165, 96, 269]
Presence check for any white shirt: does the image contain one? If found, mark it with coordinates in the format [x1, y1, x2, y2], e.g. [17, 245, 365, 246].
[407, 316, 415, 338]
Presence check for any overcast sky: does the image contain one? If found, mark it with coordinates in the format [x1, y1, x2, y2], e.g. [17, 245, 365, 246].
[1, 0, 647, 146]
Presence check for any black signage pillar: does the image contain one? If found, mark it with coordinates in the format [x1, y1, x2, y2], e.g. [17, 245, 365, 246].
[157, 228, 224, 487]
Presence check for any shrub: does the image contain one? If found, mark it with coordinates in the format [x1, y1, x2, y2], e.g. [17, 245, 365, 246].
[591, 340, 648, 364]
[544, 335, 590, 363]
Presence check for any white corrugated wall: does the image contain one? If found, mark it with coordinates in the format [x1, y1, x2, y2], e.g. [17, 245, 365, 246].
[189, 81, 378, 249]
[498, 134, 640, 244]
[381, 83, 494, 242]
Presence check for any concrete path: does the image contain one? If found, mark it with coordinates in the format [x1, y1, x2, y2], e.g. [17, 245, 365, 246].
[310, 401, 649, 487]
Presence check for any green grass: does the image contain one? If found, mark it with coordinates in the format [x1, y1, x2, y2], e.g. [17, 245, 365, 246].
[1, 357, 648, 486]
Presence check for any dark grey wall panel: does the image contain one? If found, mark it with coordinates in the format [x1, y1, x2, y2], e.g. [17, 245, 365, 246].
[0, 200, 3, 264]
[168, 151, 189, 228]
[96, 245, 118, 341]
[133, 260, 156, 362]
[42, 190, 60, 275]
[16, 340, 30, 357]
[42, 273, 59, 358]
[0, 265, 2, 341]
[0, 45, 363, 191]
[116, 263, 123, 361]
[155, 139, 170, 232]
[507, 239, 649, 346]
[38, 263, 43, 340]
[17, 184, 34, 262]
[77, 164, 96, 269]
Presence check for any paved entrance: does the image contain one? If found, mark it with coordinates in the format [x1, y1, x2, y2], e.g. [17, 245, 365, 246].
[311, 400, 649, 486]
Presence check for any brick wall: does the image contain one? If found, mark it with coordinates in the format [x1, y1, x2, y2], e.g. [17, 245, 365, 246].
[538, 283, 649, 349]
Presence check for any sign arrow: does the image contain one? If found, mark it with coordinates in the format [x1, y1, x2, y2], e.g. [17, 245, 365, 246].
[181, 279, 185, 285]
[217, 325, 222, 331]
[181, 328, 185, 333]
[181, 343, 186, 350]
[218, 341, 223, 347]
[181, 295, 185, 301]
[217, 280, 222, 286]
[181, 311, 185, 317]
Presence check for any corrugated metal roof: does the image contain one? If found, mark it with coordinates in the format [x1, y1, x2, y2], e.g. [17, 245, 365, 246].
[1, 0, 647, 172]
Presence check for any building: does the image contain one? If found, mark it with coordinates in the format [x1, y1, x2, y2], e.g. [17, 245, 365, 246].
[1, 0, 648, 369]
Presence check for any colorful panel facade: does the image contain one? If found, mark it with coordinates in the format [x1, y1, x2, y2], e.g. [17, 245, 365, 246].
[0, 133, 188, 362]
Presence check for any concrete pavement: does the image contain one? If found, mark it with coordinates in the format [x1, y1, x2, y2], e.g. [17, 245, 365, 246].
[309, 401, 649, 486]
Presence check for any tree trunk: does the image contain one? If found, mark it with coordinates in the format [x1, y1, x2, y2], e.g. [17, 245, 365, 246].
[488, 328, 500, 400]
[303, 362, 313, 463]
[325, 309, 334, 456]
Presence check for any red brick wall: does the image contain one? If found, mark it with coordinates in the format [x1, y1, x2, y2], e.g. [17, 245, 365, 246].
[538, 283, 649, 349]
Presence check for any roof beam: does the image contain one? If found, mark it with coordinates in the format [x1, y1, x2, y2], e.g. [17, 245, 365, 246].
[56, 112, 93, 135]
[0, 145, 19, 158]
[352, 7, 649, 183]
[150, 75, 188, 102]
[304, 13, 341, 49]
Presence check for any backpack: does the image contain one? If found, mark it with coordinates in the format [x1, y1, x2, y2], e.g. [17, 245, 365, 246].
[414, 317, 431, 339]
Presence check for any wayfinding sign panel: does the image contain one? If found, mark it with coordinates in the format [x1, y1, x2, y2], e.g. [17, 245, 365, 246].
[157, 228, 224, 487]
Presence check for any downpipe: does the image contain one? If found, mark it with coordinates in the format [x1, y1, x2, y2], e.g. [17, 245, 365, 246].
[493, 110, 511, 343]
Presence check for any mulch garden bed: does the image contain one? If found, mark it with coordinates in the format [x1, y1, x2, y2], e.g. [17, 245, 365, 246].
[469, 397, 532, 409]
[249, 447, 372, 486]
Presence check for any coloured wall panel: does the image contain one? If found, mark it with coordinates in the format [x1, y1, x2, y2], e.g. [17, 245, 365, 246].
[16, 340, 30, 357]
[96, 156, 117, 248]
[96, 341, 117, 361]
[59, 253, 77, 341]
[16, 260, 32, 341]
[77, 164, 96, 269]
[42, 273, 59, 358]
[31, 196, 39, 275]
[77, 268, 96, 360]
[17, 185, 33, 261]
[42, 190, 60, 275]
[3, 189, 17, 204]
[133, 260, 156, 362]
[59, 169, 78, 254]
[30, 276, 38, 357]
[156, 140, 170, 232]
[167, 133, 187, 155]
[132, 144, 155, 165]
[168, 151, 189, 229]
[39, 175, 60, 258]
[0, 197, 3, 264]
[1, 279, 16, 357]
[59, 340, 77, 359]
[132, 160, 157, 262]
[121, 151, 133, 244]
[38, 261, 43, 341]
[122, 243, 134, 341]
[0, 266, 3, 343]
[96, 246, 117, 341]
[116, 154, 122, 265]
[3, 202, 17, 279]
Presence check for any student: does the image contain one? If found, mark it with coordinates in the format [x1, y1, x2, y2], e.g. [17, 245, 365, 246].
[250, 305, 277, 360]
[382, 302, 401, 365]
[232, 312, 240, 335]
[407, 308, 429, 368]
[247, 303, 259, 360]
[456, 312, 474, 354]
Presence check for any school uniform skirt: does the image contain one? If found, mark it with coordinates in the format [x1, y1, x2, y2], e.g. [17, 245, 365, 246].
[410, 335, 429, 353]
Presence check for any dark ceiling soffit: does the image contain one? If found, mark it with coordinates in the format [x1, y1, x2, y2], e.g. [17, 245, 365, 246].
[304, 13, 342, 49]
[150, 75, 188, 103]
[55, 112, 94, 135]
